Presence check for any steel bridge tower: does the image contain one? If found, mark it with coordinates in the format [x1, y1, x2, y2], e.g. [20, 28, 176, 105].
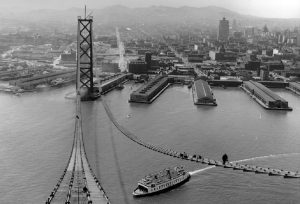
[77, 15, 100, 101]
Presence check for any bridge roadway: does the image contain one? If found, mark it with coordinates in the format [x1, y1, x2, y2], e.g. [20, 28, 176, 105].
[101, 97, 300, 179]
[45, 94, 110, 204]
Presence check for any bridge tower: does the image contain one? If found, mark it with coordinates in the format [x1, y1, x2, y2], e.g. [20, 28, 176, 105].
[77, 15, 100, 101]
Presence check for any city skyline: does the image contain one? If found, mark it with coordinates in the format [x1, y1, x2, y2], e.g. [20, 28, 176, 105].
[0, 0, 300, 19]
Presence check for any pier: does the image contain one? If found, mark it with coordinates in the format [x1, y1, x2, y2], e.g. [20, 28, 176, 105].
[100, 73, 130, 94]
[192, 79, 217, 106]
[129, 75, 170, 103]
[242, 80, 292, 111]
[286, 82, 300, 96]
[10, 70, 76, 90]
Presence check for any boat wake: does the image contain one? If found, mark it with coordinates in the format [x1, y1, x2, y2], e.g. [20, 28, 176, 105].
[189, 153, 300, 176]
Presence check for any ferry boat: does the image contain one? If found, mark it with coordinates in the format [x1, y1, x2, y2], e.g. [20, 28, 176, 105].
[133, 166, 190, 197]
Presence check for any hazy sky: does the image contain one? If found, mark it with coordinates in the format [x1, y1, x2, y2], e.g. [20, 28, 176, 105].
[1, 0, 300, 18]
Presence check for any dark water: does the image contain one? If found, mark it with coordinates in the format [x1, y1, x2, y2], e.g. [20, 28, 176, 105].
[0, 83, 299, 204]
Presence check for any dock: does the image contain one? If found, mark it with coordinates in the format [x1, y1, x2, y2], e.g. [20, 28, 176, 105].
[242, 81, 292, 111]
[100, 73, 130, 94]
[192, 79, 217, 106]
[286, 82, 300, 96]
[10, 70, 76, 90]
[129, 75, 169, 103]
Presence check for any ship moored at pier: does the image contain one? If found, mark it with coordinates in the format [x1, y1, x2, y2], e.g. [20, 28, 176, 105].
[133, 166, 190, 197]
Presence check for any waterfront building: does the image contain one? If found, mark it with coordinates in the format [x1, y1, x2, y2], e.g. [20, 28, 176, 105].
[129, 76, 169, 103]
[193, 79, 216, 106]
[287, 82, 300, 95]
[243, 81, 291, 110]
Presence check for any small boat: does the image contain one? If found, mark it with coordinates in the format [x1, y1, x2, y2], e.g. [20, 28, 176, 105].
[133, 166, 190, 197]
[187, 83, 193, 89]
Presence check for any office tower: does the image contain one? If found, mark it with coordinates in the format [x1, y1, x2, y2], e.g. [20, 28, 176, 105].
[218, 17, 229, 42]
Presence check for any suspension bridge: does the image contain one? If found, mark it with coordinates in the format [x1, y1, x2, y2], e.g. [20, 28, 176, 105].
[45, 12, 299, 204]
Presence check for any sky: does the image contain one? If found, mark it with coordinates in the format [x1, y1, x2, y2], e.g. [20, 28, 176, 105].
[0, 0, 300, 18]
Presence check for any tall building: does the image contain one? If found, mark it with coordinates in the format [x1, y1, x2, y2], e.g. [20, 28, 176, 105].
[145, 52, 152, 71]
[218, 17, 229, 42]
[128, 59, 147, 74]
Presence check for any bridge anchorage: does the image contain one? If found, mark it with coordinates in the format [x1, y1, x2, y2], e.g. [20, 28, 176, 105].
[77, 14, 100, 101]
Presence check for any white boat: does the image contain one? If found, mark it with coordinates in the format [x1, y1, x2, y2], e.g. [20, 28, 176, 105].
[133, 166, 190, 197]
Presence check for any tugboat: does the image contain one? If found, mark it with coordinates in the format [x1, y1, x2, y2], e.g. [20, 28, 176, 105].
[133, 166, 190, 197]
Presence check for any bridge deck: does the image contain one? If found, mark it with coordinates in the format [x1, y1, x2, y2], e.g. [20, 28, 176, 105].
[45, 95, 110, 204]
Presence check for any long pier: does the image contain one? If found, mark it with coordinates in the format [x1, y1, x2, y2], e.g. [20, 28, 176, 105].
[242, 81, 292, 111]
[102, 98, 300, 179]
[45, 94, 110, 204]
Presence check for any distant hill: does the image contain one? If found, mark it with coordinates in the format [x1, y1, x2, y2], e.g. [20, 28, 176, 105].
[6, 5, 300, 30]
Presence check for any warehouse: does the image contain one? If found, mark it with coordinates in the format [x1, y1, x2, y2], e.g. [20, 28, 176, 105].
[243, 81, 292, 110]
[129, 76, 169, 103]
[193, 79, 217, 106]
[287, 82, 300, 95]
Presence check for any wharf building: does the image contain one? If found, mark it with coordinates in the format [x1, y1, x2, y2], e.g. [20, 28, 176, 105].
[11, 70, 76, 90]
[287, 82, 300, 95]
[192, 79, 217, 106]
[218, 17, 229, 42]
[129, 75, 169, 103]
[100, 73, 129, 94]
[242, 80, 292, 110]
